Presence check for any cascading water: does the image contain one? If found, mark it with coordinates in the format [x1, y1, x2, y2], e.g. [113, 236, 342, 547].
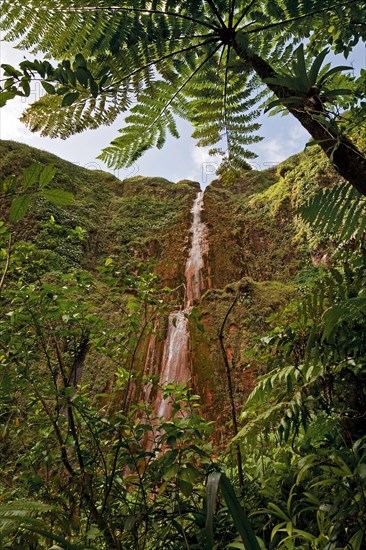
[153, 191, 208, 420]
[185, 191, 209, 306]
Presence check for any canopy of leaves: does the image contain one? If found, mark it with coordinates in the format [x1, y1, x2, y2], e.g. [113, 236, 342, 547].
[1, 0, 365, 174]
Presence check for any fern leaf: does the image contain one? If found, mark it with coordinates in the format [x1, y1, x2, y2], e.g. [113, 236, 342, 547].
[299, 182, 366, 242]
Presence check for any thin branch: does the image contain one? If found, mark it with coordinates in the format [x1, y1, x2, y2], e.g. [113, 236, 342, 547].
[218, 292, 244, 492]
[233, 0, 258, 30]
[74, 401, 109, 481]
[205, 0, 227, 28]
[66, 399, 85, 471]
[30, 380, 75, 477]
[0, 234, 12, 294]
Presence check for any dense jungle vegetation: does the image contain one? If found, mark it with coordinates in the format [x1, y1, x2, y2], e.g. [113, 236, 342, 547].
[1, 1, 366, 549]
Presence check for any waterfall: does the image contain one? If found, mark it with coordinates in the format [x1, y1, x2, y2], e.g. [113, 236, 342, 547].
[185, 191, 209, 306]
[153, 191, 208, 420]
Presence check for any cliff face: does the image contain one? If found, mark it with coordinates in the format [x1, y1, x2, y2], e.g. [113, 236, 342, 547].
[188, 147, 343, 434]
[0, 140, 198, 287]
[0, 139, 335, 441]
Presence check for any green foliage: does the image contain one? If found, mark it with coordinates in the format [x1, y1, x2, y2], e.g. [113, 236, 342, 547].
[205, 471, 260, 550]
[1, 160, 73, 223]
[1, 1, 365, 184]
[0, 228, 218, 548]
[2, 149, 268, 549]
[299, 181, 366, 243]
[235, 245, 366, 548]
[264, 44, 353, 114]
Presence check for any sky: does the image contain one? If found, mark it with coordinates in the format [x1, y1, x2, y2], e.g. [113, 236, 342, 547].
[1, 39, 365, 188]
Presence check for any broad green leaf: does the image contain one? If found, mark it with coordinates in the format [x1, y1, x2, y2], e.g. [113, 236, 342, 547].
[267, 502, 290, 521]
[61, 92, 80, 107]
[41, 81, 56, 94]
[280, 529, 316, 543]
[349, 529, 364, 550]
[39, 164, 57, 188]
[162, 463, 179, 481]
[74, 53, 87, 68]
[264, 98, 287, 113]
[295, 44, 309, 90]
[9, 194, 30, 223]
[321, 304, 344, 340]
[65, 67, 77, 87]
[308, 49, 329, 86]
[0, 90, 17, 107]
[40, 189, 74, 206]
[20, 79, 30, 96]
[180, 464, 201, 485]
[1, 64, 22, 78]
[22, 162, 43, 190]
[220, 474, 260, 550]
[205, 471, 221, 549]
[179, 479, 193, 497]
[322, 88, 353, 98]
[319, 65, 352, 84]
[205, 473, 260, 550]
[75, 68, 89, 86]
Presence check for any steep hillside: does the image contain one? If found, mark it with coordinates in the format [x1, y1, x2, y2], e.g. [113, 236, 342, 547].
[3, 140, 365, 549]
[204, 147, 343, 287]
[0, 140, 197, 288]
[0, 140, 199, 414]
[192, 146, 343, 427]
[0, 139, 336, 434]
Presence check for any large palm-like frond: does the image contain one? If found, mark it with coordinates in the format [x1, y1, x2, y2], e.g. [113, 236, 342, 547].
[299, 181, 366, 242]
[1, 0, 365, 179]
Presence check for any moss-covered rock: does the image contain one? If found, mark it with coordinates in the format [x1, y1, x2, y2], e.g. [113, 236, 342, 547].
[1, 139, 340, 443]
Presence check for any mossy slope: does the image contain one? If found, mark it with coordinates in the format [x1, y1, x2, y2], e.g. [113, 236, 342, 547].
[194, 146, 341, 433]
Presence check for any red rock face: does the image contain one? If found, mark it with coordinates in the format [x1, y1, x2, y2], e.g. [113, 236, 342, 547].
[153, 191, 209, 422]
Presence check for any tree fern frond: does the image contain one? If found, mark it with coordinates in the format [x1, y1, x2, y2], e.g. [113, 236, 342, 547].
[2, 0, 365, 176]
[20, 86, 132, 138]
[299, 182, 366, 242]
[322, 297, 366, 342]
[185, 53, 263, 168]
[97, 79, 185, 168]
[0, 0, 219, 58]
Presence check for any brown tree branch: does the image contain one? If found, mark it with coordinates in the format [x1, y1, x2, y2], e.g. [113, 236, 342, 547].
[218, 292, 244, 492]
[0, 234, 12, 294]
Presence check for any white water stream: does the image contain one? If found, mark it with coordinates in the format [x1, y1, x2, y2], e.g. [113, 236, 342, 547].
[185, 192, 209, 306]
[153, 191, 208, 420]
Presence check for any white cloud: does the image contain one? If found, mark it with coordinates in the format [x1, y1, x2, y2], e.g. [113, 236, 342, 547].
[289, 124, 308, 142]
[255, 138, 287, 164]
[254, 124, 308, 167]
[0, 98, 36, 141]
[188, 146, 222, 186]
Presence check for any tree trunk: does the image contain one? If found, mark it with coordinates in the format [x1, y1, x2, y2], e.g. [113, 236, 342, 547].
[233, 35, 366, 197]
